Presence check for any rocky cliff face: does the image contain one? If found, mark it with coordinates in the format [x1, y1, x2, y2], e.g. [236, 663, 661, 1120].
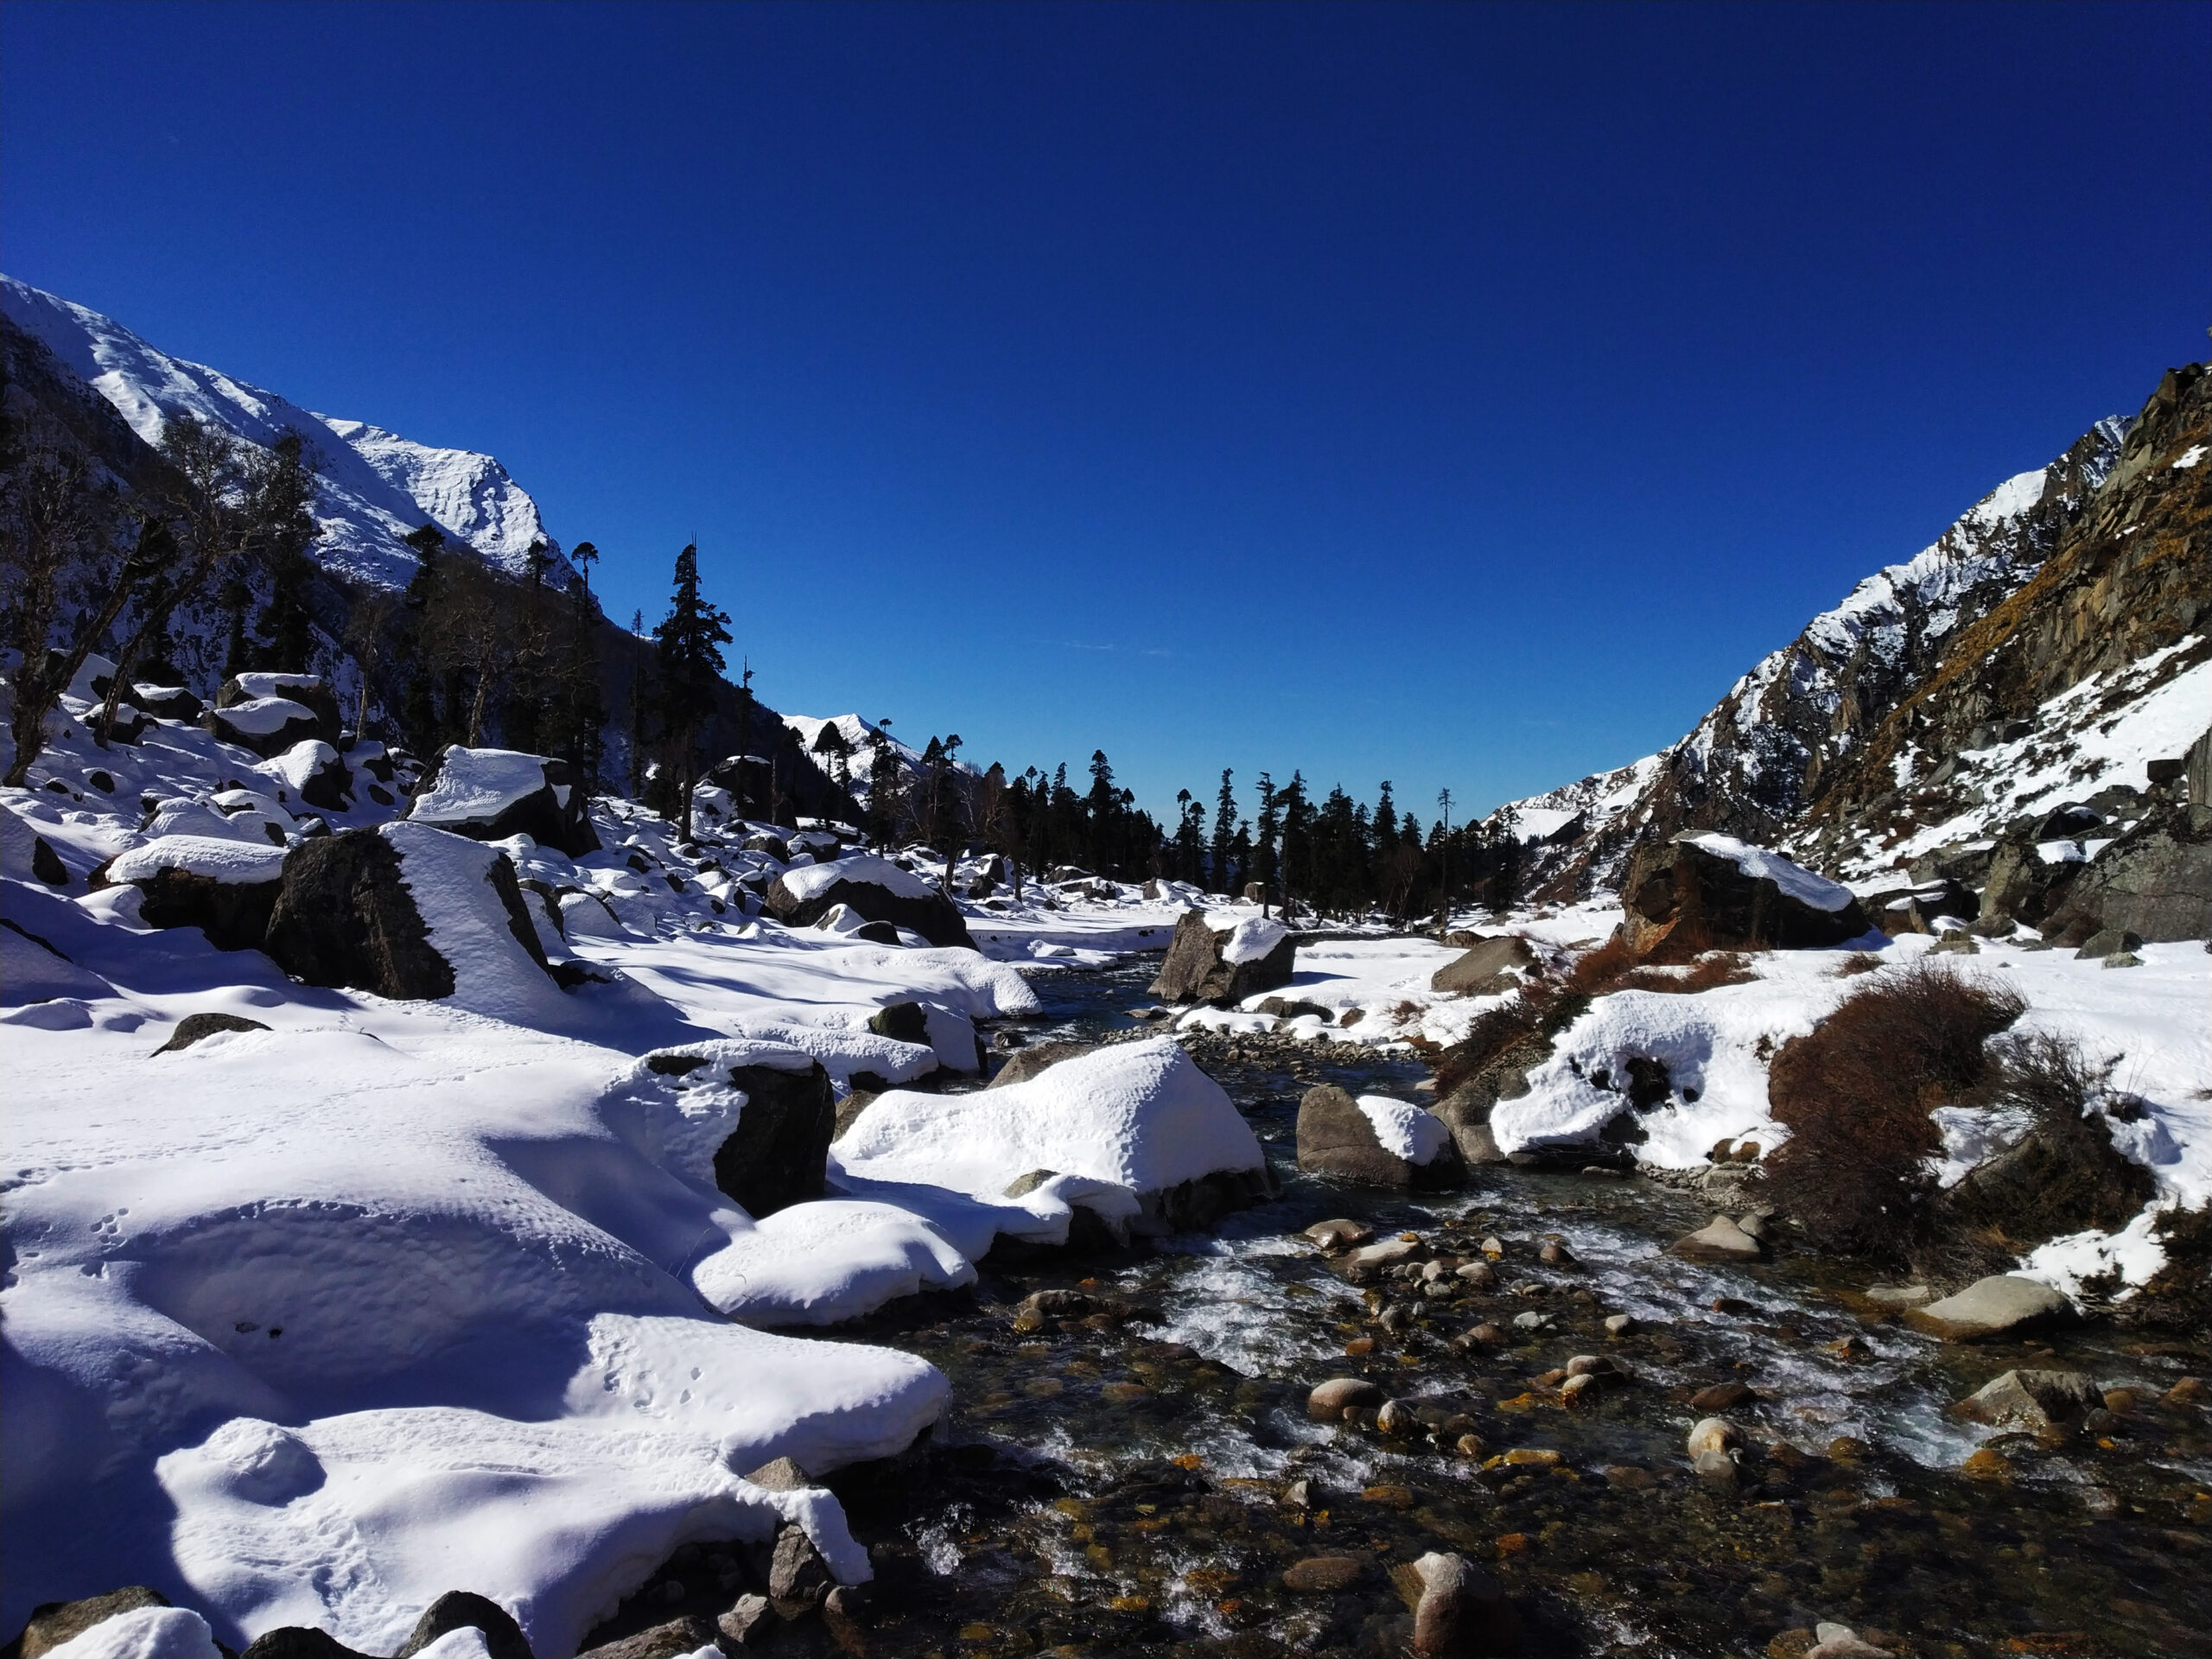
[1506, 382, 2198, 904]
[1789, 363, 2210, 885]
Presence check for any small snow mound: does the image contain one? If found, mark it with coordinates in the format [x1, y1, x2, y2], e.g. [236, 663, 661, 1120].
[1220, 916, 1290, 964]
[1682, 834, 1854, 912]
[40, 1606, 222, 1659]
[1355, 1096, 1452, 1165]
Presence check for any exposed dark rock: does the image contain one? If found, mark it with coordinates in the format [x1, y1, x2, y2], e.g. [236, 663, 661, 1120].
[394, 1591, 534, 1659]
[574, 1616, 715, 1659]
[1976, 834, 2085, 932]
[90, 858, 283, 953]
[1942, 1107, 2154, 1244]
[405, 747, 601, 858]
[867, 1001, 931, 1046]
[1430, 1083, 1509, 1166]
[1953, 1369, 2102, 1431]
[288, 743, 353, 813]
[6, 1587, 169, 1659]
[714, 1061, 836, 1217]
[1405, 1549, 1522, 1656]
[1147, 911, 1296, 1005]
[1282, 1555, 1367, 1592]
[154, 1012, 271, 1053]
[240, 1628, 380, 1659]
[832, 1090, 879, 1141]
[767, 1524, 832, 1616]
[986, 1039, 1097, 1087]
[1296, 1083, 1464, 1189]
[30, 833, 67, 886]
[1618, 837, 1868, 956]
[2041, 802, 2212, 943]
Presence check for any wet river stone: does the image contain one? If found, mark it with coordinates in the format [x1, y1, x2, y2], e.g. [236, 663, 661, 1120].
[1906, 1274, 2073, 1339]
[1281, 1554, 1368, 1592]
[1307, 1377, 1385, 1419]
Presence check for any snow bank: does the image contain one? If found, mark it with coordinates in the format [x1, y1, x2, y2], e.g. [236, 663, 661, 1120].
[693, 1200, 976, 1325]
[105, 835, 288, 886]
[1683, 834, 1855, 912]
[833, 1038, 1264, 1202]
[1356, 1096, 1452, 1164]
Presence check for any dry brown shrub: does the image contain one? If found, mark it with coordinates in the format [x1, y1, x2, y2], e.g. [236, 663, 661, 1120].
[1832, 952, 1884, 977]
[1764, 958, 2026, 1261]
[1432, 978, 1564, 1097]
[1616, 952, 1757, 995]
[1561, 938, 1640, 995]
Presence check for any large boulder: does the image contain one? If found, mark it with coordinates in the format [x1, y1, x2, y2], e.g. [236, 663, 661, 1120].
[1976, 834, 2087, 933]
[2038, 803, 2212, 944]
[404, 745, 602, 858]
[714, 1060, 839, 1217]
[1430, 1083, 1510, 1165]
[1904, 1274, 2072, 1341]
[264, 823, 557, 1001]
[1953, 1369, 2102, 1432]
[1147, 912, 1296, 1004]
[88, 835, 289, 951]
[6, 1586, 175, 1659]
[987, 1039, 1100, 1088]
[1618, 834, 1868, 956]
[765, 852, 972, 948]
[1430, 934, 1538, 995]
[1296, 1084, 1465, 1189]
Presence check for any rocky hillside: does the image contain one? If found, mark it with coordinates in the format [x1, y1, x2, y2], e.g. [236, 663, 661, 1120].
[1504, 365, 2212, 914]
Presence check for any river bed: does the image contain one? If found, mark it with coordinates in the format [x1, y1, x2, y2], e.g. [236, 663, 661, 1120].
[620, 956, 2212, 1657]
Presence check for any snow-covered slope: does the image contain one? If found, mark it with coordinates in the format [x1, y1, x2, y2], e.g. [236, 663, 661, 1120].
[0, 276, 569, 591]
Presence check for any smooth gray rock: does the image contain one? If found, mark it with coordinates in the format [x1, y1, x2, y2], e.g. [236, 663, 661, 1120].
[1296, 1084, 1464, 1190]
[1429, 934, 1538, 995]
[1953, 1368, 2102, 1430]
[1905, 1274, 2072, 1340]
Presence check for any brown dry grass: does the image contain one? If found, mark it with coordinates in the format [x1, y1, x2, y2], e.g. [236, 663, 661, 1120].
[1764, 958, 2025, 1261]
[1565, 939, 1755, 998]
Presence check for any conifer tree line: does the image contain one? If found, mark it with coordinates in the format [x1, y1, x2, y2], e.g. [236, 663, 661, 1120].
[3, 381, 1534, 911]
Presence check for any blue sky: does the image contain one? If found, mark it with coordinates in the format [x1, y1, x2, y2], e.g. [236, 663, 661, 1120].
[3, 2, 2205, 823]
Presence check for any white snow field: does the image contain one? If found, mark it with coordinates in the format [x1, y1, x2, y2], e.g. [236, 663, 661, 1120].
[0, 681, 1206, 1651]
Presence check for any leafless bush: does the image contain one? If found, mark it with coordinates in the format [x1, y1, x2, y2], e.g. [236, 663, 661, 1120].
[1764, 959, 2026, 1261]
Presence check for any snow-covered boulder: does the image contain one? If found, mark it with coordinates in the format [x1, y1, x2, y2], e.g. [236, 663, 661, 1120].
[203, 697, 327, 759]
[1295, 1084, 1464, 1189]
[1147, 912, 1296, 1005]
[218, 672, 340, 734]
[405, 746, 601, 858]
[264, 739, 352, 812]
[832, 1038, 1271, 1235]
[1618, 834, 1869, 955]
[765, 853, 971, 949]
[89, 836, 289, 952]
[263, 823, 559, 1006]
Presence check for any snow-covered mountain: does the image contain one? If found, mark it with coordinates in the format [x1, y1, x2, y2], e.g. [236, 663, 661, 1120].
[1494, 410, 2136, 894]
[785, 713, 981, 808]
[0, 276, 570, 591]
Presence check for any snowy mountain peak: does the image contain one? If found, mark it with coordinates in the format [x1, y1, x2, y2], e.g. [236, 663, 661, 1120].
[0, 275, 570, 591]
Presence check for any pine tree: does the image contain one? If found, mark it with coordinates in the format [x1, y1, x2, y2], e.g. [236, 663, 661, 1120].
[1210, 769, 1236, 896]
[649, 543, 732, 834]
[1253, 772, 1281, 915]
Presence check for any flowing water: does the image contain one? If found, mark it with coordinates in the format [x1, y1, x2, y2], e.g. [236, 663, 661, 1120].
[617, 957, 2212, 1657]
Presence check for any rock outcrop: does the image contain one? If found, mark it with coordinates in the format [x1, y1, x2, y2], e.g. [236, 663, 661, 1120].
[1148, 912, 1296, 1004]
[1617, 835, 1869, 956]
[2039, 799, 2212, 944]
